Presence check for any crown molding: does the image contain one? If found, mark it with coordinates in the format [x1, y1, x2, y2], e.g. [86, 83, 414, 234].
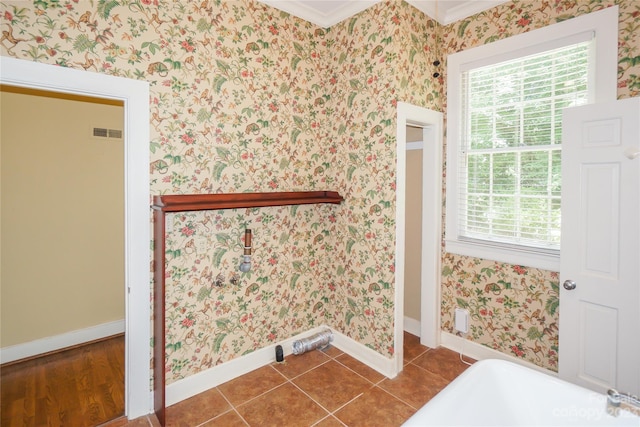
[258, 0, 382, 28]
[406, 0, 511, 25]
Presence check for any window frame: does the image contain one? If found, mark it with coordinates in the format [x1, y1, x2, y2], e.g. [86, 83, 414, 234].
[445, 6, 618, 271]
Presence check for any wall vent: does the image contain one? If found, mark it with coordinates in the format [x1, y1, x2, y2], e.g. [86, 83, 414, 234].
[92, 126, 123, 140]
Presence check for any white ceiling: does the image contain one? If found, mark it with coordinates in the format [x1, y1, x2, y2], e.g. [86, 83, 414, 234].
[257, 0, 511, 27]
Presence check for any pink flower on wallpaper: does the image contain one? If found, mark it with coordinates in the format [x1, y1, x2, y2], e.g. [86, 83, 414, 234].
[180, 225, 195, 237]
[513, 265, 527, 275]
[180, 40, 196, 52]
[181, 317, 194, 328]
[511, 344, 525, 357]
[181, 133, 194, 144]
[4, 11, 13, 21]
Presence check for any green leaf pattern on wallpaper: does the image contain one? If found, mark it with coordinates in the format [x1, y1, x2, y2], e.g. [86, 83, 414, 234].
[2, 0, 639, 380]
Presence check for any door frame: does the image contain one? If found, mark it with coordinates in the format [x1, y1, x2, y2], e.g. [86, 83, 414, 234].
[0, 57, 151, 418]
[394, 102, 443, 374]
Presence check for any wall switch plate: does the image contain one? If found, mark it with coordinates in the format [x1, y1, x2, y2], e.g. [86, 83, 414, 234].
[455, 308, 469, 334]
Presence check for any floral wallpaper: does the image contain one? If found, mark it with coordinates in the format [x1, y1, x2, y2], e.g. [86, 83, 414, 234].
[439, 0, 640, 372]
[1, 0, 638, 383]
[0, 0, 436, 383]
[326, 2, 438, 356]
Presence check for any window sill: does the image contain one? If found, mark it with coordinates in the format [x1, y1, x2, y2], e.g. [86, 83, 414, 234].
[445, 238, 560, 272]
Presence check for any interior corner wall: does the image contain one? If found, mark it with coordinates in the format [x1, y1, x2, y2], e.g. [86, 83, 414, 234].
[320, 0, 441, 358]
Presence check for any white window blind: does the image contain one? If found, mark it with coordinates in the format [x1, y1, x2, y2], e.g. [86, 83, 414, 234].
[446, 7, 618, 270]
[457, 41, 591, 253]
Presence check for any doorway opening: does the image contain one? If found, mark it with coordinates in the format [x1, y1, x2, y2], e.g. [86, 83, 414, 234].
[394, 102, 443, 375]
[0, 57, 151, 419]
[1, 86, 126, 423]
[403, 126, 424, 337]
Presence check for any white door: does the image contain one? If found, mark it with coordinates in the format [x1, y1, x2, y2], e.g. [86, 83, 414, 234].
[559, 97, 640, 396]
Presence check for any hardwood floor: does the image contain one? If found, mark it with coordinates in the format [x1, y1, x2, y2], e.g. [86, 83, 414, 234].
[1, 334, 125, 427]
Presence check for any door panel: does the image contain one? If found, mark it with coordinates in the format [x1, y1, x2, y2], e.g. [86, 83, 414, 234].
[579, 302, 617, 387]
[582, 163, 619, 277]
[559, 97, 640, 396]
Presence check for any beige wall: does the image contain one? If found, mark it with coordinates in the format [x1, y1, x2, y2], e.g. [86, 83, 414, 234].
[1, 88, 124, 347]
[404, 134, 423, 322]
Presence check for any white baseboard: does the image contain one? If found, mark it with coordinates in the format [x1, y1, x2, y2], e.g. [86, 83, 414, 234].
[166, 325, 397, 406]
[403, 316, 421, 337]
[330, 328, 396, 379]
[0, 319, 125, 364]
[440, 331, 557, 376]
[166, 325, 328, 406]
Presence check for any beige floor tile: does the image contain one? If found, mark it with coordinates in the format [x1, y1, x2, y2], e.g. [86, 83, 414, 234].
[271, 350, 331, 379]
[217, 365, 286, 406]
[321, 345, 344, 358]
[201, 410, 248, 426]
[412, 347, 474, 381]
[378, 363, 449, 409]
[236, 382, 328, 427]
[403, 331, 430, 363]
[334, 386, 415, 427]
[335, 353, 385, 384]
[165, 387, 230, 427]
[293, 360, 373, 411]
[313, 415, 347, 427]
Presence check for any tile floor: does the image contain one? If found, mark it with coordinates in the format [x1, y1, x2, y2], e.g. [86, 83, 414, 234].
[103, 332, 474, 427]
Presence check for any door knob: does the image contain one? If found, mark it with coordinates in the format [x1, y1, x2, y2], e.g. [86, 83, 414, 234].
[563, 279, 577, 290]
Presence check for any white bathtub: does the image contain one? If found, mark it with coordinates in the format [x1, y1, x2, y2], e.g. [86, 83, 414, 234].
[403, 359, 639, 426]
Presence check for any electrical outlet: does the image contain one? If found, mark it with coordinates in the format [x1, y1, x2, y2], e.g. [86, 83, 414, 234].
[455, 308, 469, 334]
[165, 214, 173, 231]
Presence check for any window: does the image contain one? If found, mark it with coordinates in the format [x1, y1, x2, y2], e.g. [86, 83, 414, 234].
[446, 7, 618, 271]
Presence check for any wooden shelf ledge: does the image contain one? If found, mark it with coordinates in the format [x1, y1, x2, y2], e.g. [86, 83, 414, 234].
[151, 189, 343, 424]
[152, 191, 344, 212]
